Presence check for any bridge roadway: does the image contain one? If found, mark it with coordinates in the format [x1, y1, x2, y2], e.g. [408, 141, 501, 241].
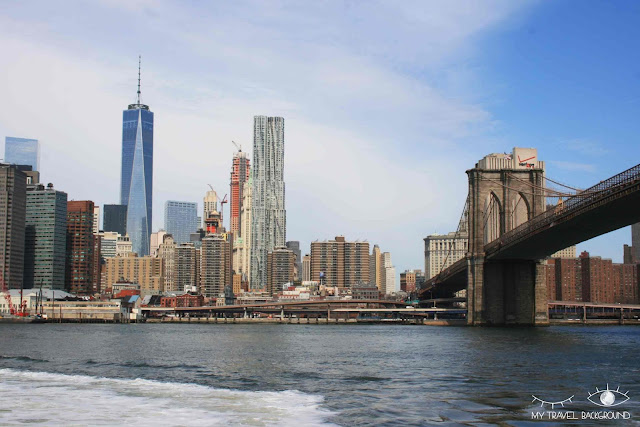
[141, 299, 410, 316]
[422, 162, 640, 297]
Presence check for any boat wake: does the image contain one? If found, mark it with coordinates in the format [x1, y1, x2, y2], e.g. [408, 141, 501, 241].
[0, 368, 337, 426]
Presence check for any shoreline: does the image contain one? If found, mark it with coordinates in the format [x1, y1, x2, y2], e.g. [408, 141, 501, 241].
[3, 317, 640, 326]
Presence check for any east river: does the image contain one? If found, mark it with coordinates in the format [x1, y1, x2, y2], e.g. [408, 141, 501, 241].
[1, 324, 639, 425]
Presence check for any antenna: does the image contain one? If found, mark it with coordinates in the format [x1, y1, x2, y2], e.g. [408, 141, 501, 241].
[137, 55, 141, 105]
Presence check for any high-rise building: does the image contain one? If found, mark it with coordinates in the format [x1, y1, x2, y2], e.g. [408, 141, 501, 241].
[0, 164, 27, 289]
[550, 245, 576, 259]
[232, 174, 253, 281]
[165, 201, 199, 244]
[250, 116, 286, 289]
[200, 234, 232, 297]
[230, 150, 250, 236]
[93, 206, 100, 234]
[203, 188, 218, 226]
[24, 183, 67, 290]
[4, 137, 40, 172]
[101, 253, 164, 296]
[370, 245, 383, 291]
[382, 252, 396, 295]
[626, 223, 640, 264]
[66, 201, 96, 295]
[97, 231, 131, 259]
[175, 243, 197, 293]
[267, 247, 295, 296]
[103, 204, 127, 236]
[150, 230, 168, 257]
[302, 254, 311, 282]
[92, 234, 102, 294]
[158, 234, 176, 292]
[286, 241, 302, 281]
[400, 270, 417, 293]
[120, 58, 153, 256]
[423, 232, 468, 279]
[310, 236, 369, 287]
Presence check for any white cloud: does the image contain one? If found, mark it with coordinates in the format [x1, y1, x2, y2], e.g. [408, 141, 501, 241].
[0, 1, 533, 274]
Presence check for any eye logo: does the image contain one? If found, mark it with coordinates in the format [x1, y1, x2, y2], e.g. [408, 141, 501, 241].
[531, 395, 574, 409]
[587, 384, 630, 407]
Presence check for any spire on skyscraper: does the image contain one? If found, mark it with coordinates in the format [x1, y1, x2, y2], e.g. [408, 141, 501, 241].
[137, 55, 141, 105]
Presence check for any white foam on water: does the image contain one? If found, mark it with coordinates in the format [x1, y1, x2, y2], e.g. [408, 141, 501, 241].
[0, 368, 337, 426]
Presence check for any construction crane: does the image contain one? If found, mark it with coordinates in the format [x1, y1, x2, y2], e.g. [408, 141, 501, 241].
[208, 184, 215, 192]
[232, 140, 242, 152]
[1, 273, 27, 317]
[219, 194, 228, 225]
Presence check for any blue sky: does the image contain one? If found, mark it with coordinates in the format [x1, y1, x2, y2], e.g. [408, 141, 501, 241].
[0, 0, 639, 279]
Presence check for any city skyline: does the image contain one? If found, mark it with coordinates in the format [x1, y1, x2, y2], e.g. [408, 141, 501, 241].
[1, 2, 639, 275]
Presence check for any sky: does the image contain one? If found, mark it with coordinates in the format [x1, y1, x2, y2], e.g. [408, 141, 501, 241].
[1, 0, 639, 281]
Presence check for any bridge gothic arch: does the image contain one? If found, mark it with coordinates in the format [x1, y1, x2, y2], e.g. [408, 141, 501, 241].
[511, 192, 531, 229]
[466, 166, 546, 325]
[483, 191, 502, 245]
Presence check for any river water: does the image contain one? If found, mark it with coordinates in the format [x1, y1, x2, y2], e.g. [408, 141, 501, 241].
[1, 324, 639, 426]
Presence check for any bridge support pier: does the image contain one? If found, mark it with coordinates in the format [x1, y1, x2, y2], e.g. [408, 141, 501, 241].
[468, 258, 548, 326]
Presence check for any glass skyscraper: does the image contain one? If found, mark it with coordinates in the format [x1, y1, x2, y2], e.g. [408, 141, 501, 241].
[5, 137, 40, 171]
[164, 201, 199, 244]
[250, 116, 286, 289]
[120, 60, 153, 256]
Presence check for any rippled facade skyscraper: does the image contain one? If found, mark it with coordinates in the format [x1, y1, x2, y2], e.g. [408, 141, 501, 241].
[250, 116, 286, 289]
[120, 59, 153, 256]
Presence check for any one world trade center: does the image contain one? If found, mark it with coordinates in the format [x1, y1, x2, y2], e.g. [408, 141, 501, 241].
[120, 57, 153, 256]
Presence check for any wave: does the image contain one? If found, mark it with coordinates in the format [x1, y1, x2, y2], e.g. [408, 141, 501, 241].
[84, 359, 203, 371]
[0, 368, 337, 426]
[0, 354, 48, 363]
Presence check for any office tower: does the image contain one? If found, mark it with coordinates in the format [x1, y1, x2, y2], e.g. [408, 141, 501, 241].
[92, 206, 100, 234]
[382, 252, 396, 295]
[250, 116, 286, 289]
[165, 201, 199, 244]
[158, 234, 176, 292]
[286, 241, 302, 281]
[4, 137, 40, 172]
[175, 243, 197, 293]
[120, 58, 153, 256]
[24, 183, 67, 290]
[102, 253, 164, 296]
[203, 187, 218, 224]
[369, 245, 383, 291]
[103, 204, 127, 236]
[423, 231, 468, 279]
[0, 164, 27, 289]
[150, 230, 168, 257]
[230, 150, 250, 236]
[310, 236, 370, 287]
[302, 254, 311, 282]
[66, 201, 96, 295]
[98, 231, 127, 258]
[267, 247, 295, 296]
[200, 234, 232, 297]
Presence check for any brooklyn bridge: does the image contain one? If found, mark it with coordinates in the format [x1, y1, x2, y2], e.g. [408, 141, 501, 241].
[419, 148, 640, 325]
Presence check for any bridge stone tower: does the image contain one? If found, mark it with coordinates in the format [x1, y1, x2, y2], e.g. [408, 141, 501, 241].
[466, 148, 548, 325]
